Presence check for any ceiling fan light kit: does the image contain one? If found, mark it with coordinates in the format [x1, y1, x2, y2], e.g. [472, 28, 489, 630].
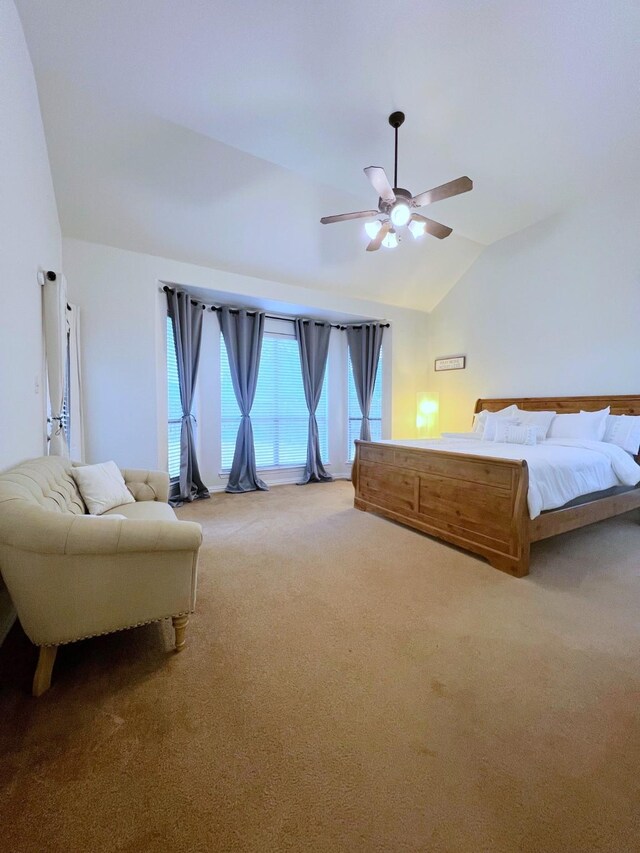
[320, 111, 473, 252]
[364, 220, 382, 240]
[408, 218, 426, 239]
[382, 229, 398, 249]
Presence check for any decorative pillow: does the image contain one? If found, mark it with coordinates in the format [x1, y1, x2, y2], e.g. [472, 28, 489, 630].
[473, 404, 519, 434]
[513, 409, 556, 440]
[494, 422, 538, 446]
[72, 461, 135, 515]
[547, 407, 610, 441]
[603, 414, 640, 455]
[603, 415, 619, 443]
[482, 412, 519, 442]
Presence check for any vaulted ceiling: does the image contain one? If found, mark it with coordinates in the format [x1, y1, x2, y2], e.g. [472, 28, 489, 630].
[16, 0, 640, 311]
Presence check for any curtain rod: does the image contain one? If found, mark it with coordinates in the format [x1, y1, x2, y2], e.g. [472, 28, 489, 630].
[160, 286, 390, 329]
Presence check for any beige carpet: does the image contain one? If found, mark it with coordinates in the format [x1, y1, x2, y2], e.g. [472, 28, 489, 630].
[1, 481, 640, 852]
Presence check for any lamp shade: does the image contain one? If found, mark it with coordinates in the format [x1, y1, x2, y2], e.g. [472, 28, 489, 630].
[409, 219, 426, 239]
[364, 220, 382, 240]
[416, 391, 440, 437]
[382, 229, 398, 249]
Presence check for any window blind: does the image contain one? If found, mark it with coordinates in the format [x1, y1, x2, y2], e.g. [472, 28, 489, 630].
[347, 348, 383, 461]
[221, 332, 328, 470]
[167, 316, 182, 479]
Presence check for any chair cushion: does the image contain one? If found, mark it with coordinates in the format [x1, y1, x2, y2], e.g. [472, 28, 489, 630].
[103, 502, 178, 522]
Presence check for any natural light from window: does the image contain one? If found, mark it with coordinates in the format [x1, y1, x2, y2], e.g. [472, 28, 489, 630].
[221, 333, 328, 470]
[168, 317, 384, 478]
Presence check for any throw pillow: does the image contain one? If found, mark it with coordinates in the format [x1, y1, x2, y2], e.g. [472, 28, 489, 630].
[472, 404, 519, 434]
[513, 409, 556, 440]
[72, 461, 135, 515]
[603, 414, 640, 455]
[482, 412, 519, 442]
[547, 408, 610, 441]
[494, 422, 537, 446]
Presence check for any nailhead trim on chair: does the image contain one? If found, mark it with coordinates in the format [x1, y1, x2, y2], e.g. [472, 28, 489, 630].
[41, 609, 194, 647]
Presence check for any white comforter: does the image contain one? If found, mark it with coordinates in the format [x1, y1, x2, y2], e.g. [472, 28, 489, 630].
[379, 436, 640, 519]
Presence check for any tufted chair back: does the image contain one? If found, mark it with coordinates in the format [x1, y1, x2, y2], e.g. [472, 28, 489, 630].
[0, 456, 201, 696]
[0, 456, 86, 515]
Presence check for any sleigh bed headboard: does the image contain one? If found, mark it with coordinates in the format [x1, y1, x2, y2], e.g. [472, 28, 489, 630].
[475, 395, 640, 417]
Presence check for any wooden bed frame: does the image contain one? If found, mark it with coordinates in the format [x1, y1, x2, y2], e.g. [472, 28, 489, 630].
[352, 395, 640, 577]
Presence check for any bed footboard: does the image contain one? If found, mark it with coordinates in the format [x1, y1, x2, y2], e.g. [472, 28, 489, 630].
[353, 441, 531, 577]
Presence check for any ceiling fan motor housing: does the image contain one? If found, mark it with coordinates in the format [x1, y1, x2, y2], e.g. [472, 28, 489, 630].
[381, 187, 413, 228]
[379, 186, 412, 213]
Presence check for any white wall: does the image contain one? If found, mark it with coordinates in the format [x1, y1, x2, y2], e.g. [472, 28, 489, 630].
[426, 185, 640, 432]
[0, 0, 62, 643]
[62, 239, 431, 474]
[0, 0, 61, 471]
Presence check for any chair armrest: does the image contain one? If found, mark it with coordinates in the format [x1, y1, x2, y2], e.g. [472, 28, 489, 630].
[0, 506, 201, 555]
[120, 468, 170, 502]
[64, 516, 202, 555]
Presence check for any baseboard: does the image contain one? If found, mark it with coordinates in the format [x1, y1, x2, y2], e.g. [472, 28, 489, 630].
[206, 472, 352, 493]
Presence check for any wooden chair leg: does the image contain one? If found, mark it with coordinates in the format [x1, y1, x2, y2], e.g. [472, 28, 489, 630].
[172, 615, 189, 652]
[33, 645, 58, 697]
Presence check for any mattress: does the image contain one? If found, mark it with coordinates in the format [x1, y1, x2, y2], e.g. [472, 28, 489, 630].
[378, 436, 640, 519]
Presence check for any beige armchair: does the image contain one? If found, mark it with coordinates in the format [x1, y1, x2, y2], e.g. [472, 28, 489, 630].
[0, 457, 202, 696]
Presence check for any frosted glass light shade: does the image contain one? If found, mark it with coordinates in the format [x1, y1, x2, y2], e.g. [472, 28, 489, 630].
[416, 391, 440, 437]
[382, 230, 398, 249]
[409, 219, 427, 238]
[390, 202, 411, 227]
[364, 220, 382, 239]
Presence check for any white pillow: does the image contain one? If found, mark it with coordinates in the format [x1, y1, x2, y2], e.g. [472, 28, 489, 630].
[473, 404, 518, 434]
[482, 412, 519, 442]
[513, 409, 556, 440]
[494, 422, 537, 446]
[547, 407, 610, 441]
[603, 414, 640, 455]
[603, 415, 619, 443]
[72, 461, 135, 515]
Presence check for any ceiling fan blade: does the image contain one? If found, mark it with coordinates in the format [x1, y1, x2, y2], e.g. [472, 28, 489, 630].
[364, 166, 396, 203]
[412, 176, 473, 208]
[320, 209, 379, 225]
[366, 221, 391, 252]
[411, 214, 453, 239]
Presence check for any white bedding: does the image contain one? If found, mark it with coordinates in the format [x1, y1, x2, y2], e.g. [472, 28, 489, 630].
[379, 436, 640, 519]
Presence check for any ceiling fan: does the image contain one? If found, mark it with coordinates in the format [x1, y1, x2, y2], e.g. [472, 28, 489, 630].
[320, 111, 473, 252]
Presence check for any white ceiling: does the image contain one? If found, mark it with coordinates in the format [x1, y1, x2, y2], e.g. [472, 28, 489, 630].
[16, 0, 640, 311]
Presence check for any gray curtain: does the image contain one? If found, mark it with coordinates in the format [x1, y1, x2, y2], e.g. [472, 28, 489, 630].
[166, 290, 210, 505]
[219, 307, 268, 493]
[295, 319, 333, 484]
[346, 323, 385, 442]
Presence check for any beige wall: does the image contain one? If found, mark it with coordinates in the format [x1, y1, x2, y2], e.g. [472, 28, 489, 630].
[0, 0, 61, 471]
[426, 185, 640, 432]
[63, 239, 430, 472]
